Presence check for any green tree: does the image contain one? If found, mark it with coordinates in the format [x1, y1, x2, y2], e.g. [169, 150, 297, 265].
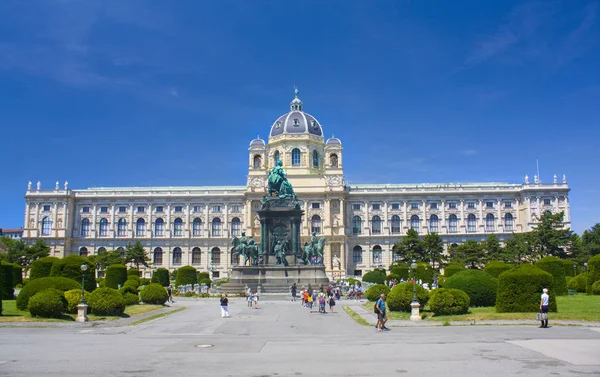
[1, 238, 50, 272]
[503, 233, 535, 264]
[393, 229, 425, 262]
[124, 242, 150, 270]
[582, 223, 600, 257]
[567, 234, 587, 264]
[530, 211, 573, 259]
[450, 240, 484, 269]
[422, 232, 444, 268]
[482, 234, 502, 263]
[88, 249, 125, 270]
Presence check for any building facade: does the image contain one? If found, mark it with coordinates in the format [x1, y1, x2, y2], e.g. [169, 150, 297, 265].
[0, 228, 23, 240]
[22, 91, 571, 278]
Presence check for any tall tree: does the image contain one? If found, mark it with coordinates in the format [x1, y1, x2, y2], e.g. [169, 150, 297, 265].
[88, 249, 125, 270]
[422, 232, 444, 268]
[483, 234, 502, 263]
[393, 229, 425, 262]
[0, 238, 49, 271]
[125, 241, 151, 270]
[449, 240, 484, 269]
[582, 223, 600, 257]
[530, 211, 572, 259]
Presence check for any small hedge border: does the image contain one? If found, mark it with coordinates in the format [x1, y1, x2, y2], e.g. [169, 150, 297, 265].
[535, 256, 568, 296]
[496, 264, 557, 313]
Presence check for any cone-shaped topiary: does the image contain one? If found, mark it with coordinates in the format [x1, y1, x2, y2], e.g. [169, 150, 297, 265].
[387, 282, 429, 312]
[365, 284, 390, 301]
[140, 283, 168, 305]
[87, 287, 126, 316]
[105, 264, 127, 289]
[28, 288, 67, 318]
[484, 261, 513, 278]
[416, 263, 434, 284]
[562, 259, 579, 277]
[429, 288, 470, 315]
[50, 255, 96, 291]
[16, 277, 80, 310]
[496, 264, 557, 313]
[445, 269, 498, 307]
[175, 266, 197, 288]
[127, 268, 140, 277]
[29, 257, 60, 280]
[10, 264, 22, 287]
[586, 254, 600, 294]
[535, 257, 568, 296]
[444, 264, 464, 278]
[151, 268, 170, 287]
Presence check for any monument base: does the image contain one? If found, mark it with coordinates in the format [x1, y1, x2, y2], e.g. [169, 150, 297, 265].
[221, 265, 329, 294]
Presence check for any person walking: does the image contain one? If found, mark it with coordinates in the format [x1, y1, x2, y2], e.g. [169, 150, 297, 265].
[328, 295, 336, 313]
[376, 293, 389, 331]
[247, 290, 254, 309]
[291, 283, 297, 302]
[167, 285, 174, 303]
[253, 289, 259, 309]
[539, 288, 550, 328]
[220, 294, 230, 318]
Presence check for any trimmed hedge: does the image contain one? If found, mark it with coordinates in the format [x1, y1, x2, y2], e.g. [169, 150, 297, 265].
[28, 288, 67, 318]
[562, 260, 579, 277]
[362, 270, 386, 285]
[365, 284, 390, 301]
[444, 264, 464, 278]
[175, 266, 197, 288]
[445, 269, 498, 307]
[127, 268, 140, 277]
[16, 277, 80, 310]
[429, 288, 470, 315]
[416, 263, 434, 284]
[11, 263, 23, 287]
[535, 256, 568, 296]
[592, 280, 600, 295]
[152, 268, 170, 287]
[567, 273, 587, 292]
[29, 257, 60, 280]
[140, 283, 168, 305]
[496, 264, 557, 313]
[586, 254, 600, 294]
[390, 265, 409, 280]
[123, 292, 139, 306]
[64, 289, 89, 314]
[50, 255, 96, 291]
[119, 285, 138, 295]
[105, 264, 127, 289]
[199, 278, 212, 286]
[0, 297, 2, 315]
[140, 278, 150, 286]
[387, 282, 429, 312]
[484, 261, 513, 278]
[0, 263, 14, 300]
[123, 278, 140, 290]
[87, 287, 126, 316]
[385, 273, 401, 282]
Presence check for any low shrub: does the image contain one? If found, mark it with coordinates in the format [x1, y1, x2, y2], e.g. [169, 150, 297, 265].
[429, 288, 470, 315]
[16, 277, 80, 310]
[64, 289, 89, 314]
[389, 264, 409, 280]
[140, 283, 168, 305]
[535, 256, 568, 296]
[586, 255, 600, 294]
[119, 285, 138, 295]
[385, 273, 401, 283]
[567, 273, 587, 293]
[387, 282, 429, 312]
[362, 270, 386, 284]
[484, 261, 512, 278]
[591, 280, 600, 295]
[105, 264, 127, 289]
[416, 263, 434, 284]
[87, 287, 125, 316]
[123, 278, 139, 290]
[29, 257, 60, 280]
[152, 268, 170, 287]
[562, 259, 579, 277]
[215, 278, 230, 287]
[444, 264, 464, 278]
[127, 268, 140, 277]
[175, 266, 197, 288]
[496, 264, 557, 313]
[28, 288, 67, 318]
[123, 292, 140, 306]
[365, 284, 390, 301]
[50, 255, 96, 291]
[96, 278, 105, 287]
[445, 269, 498, 307]
[0, 263, 13, 299]
[198, 278, 212, 286]
[139, 278, 150, 286]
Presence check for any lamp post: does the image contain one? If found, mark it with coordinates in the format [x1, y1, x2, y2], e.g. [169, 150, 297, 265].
[584, 262, 588, 273]
[76, 262, 89, 323]
[409, 260, 421, 321]
[573, 263, 577, 277]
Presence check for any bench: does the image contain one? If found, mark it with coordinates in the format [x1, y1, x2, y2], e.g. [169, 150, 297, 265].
[568, 289, 577, 295]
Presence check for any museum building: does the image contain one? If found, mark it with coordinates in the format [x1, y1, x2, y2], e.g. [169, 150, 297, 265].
[22, 91, 571, 279]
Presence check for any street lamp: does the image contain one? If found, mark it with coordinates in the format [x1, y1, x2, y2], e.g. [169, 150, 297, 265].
[409, 260, 421, 321]
[584, 262, 588, 273]
[410, 260, 417, 302]
[80, 262, 88, 305]
[76, 262, 89, 323]
[573, 263, 577, 277]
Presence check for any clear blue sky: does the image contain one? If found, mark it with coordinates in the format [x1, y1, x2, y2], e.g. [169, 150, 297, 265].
[0, 0, 598, 234]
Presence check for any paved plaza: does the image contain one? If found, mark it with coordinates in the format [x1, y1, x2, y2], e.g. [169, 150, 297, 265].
[1, 298, 599, 377]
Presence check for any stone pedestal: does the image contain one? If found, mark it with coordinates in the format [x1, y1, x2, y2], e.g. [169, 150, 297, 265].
[410, 301, 421, 321]
[76, 304, 89, 322]
[222, 265, 329, 293]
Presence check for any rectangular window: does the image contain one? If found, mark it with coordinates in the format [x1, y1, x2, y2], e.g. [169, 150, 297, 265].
[118, 206, 127, 213]
[467, 202, 475, 209]
[155, 206, 163, 213]
[312, 202, 321, 209]
[100, 206, 108, 213]
[231, 205, 241, 212]
[212, 206, 221, 213]
[82, 207, 90, 213]
[430, 203, 438, 209]
[213, 271, 220, 278]
[372, 203, 380, 210]
[193, 206, 202, 212]
[391, 203, 400, 210]
[504, 202, 512, 208]
[174, 206, 183, 212]
[43, 205, 51, 212]
[544, 199, 552, 205]
[449, 203, 457, 209]
[411, 203, 419, 210]
[486, 202, 494, 208]
[137, 206, 145, 214]
[352, 204, 361, 211]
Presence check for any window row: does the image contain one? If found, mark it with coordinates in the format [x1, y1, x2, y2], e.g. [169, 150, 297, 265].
[270, 150, 339, 168]
[79, 205, 241, 214]
[152, 247, 226, 265]
[350, 201, 516, 211]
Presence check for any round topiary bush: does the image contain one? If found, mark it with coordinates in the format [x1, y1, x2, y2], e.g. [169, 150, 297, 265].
[50, 255, 96, 291]
[28, 288, 67, 318]
[385, 273, 401, 283]
[567, 273, 587, 293]
[591, 280, 600, 295]
[484, 261, 513, 278]
[175, 266, 197, 288]
[29, 257, 60, 280]
[127, 268, 140, 278]
[16, 277, 80, 310]
[152, 268, 170, 287]
[64, 289, 90, 314]
[139, 278, 150, 286]
[496, 264, 557, 313]
[365, 284, 390, 301]
[123, 292, 139, 306]
[119, 285, 138, 295]
[0, 263, 14, 300]
[362, 270, 386, 284]
[198, 278, 212, 287]
[140, 283, 168, 305]
[586, 254, 600, 294]
[444, 264, 464, 278]
[387, 282, 429, 312]
[104, 264, 127, 289]
[123, 278, 140, 290]
[87, 287, 126, 316]
[429, 288, 470, 315]
[535, 256, 568, 296]
[390, 264, 409, 280]
[445, 269, 498, 307]
[562, 260, 579, 277]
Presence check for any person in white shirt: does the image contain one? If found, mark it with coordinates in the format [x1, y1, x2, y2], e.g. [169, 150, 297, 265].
[539, 288, 550, 328]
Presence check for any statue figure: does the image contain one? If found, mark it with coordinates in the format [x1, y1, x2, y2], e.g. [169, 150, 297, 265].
[246, 237, 259, 265]
[274, 241, 288, 266]
[27, 181, 32, 191]
[64, 180, 69, 190]
[254, 215, 260, 229]
[525, 175, 529, 184]
[332, 255, 341, 269]
[232, 232, 252, 266]
[36, 181, 41, 190]
[554, 174, 557, 184]
[534, 175, 539, 184]
[330, 154, 338, 168]
[563, 174, 567, 184]
[267, 160, 296, 199]
[301, 233, 326, 265]
[55, 181, 59, 190]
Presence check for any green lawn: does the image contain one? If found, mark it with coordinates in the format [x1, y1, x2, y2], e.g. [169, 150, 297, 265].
[0, 300, 164, 323]
[364, 295, 600, 322]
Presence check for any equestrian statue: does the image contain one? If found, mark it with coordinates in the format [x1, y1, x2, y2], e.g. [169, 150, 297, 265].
[232, 232, 260, 266]
[301, 232, 326, 265]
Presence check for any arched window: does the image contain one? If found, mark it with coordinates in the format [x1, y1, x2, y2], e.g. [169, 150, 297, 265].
[231, 217, 241, 237]
[79, 247, 88, 257]
[172, 247, 182, 265]
[312, 150, 319, 168]
[486, 213, 495, 232]
[81, 218, 90, 237]
[117, 218, 127, 237]
[136, 218, 146, 236]
[311, 215, 322, 234]
[192, 218, 203, 237]
[330, 154, 338, 168]
[211, 247, 221, 264]
[173, 218, 183, 237]
[117, 246, 125, 258]
[211, 218, 222, 237]
[231, 247, 239, 265]
[429, 215, 439, 233]
[154, 218, 164, 237]
[291, 148, 301, 166]
[391, 215, 401, 234]
[467, 214, 477, 232]
[371, 216, 381, 234]
[253, 154, 262, 169]
[352, 216, 362, 235]
[448, 214, 458, 233]
[97, 247, 106, 253]
[504, 213, 514, 231]
[99, 218, 108, 237]
[274, 150, 280, 166]
[192, 247, 201, 265]
[410, 215, 420, 233]
[392, 244, 401, 261]
[372, 245, 382, 264]
[41, 217, 52, 235]
[352, 245, 363, 263]
[153, 247, 163, 265]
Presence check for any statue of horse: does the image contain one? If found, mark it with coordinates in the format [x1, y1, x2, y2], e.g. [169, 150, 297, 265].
[232, 236, 250, 266]
[301, 238, 326, 265]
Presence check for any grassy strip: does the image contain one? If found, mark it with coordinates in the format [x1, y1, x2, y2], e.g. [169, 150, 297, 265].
[342, 306, 371, 326]
[129, 307, 186, 326]
[86, 305, 164, 321]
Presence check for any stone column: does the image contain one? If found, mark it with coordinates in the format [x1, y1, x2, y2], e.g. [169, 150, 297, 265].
[460, 200, 465, 231]
[478, 200, 484, 232]
[441, 200, 446, 234]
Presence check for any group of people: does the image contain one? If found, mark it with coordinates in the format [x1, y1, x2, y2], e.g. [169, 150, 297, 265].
[246, 288, 260, 309]
[292, 283, 337, 313]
